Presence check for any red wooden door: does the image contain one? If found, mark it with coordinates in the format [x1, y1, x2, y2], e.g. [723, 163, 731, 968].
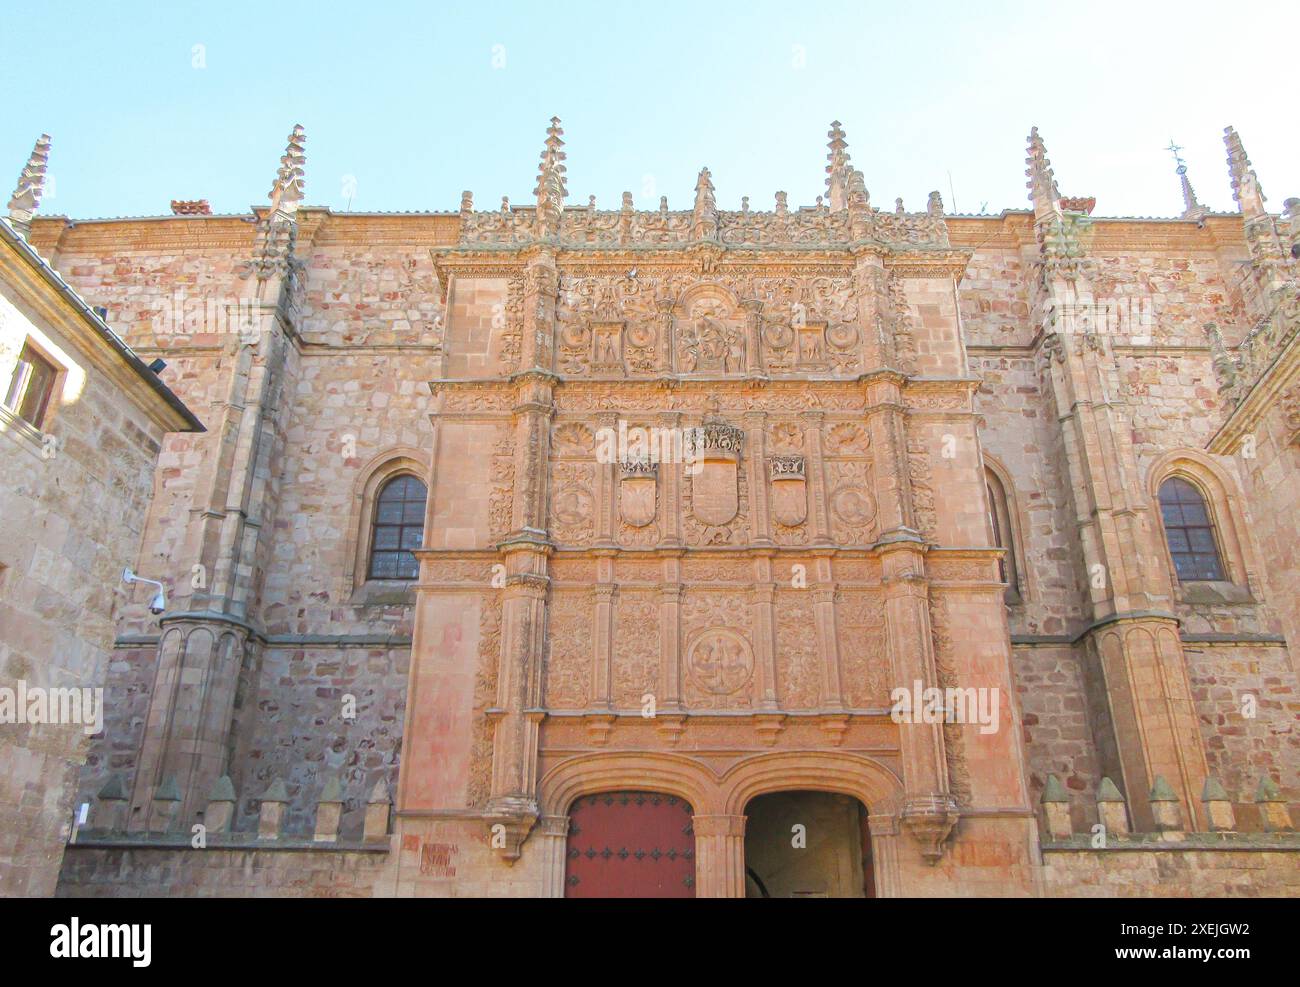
[565, 791, 695, 898]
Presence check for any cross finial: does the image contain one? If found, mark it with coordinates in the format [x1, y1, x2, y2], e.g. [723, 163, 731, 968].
[1165, 137, 1206, 221]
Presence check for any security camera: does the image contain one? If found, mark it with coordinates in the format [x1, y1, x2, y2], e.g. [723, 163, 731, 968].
[122, 568, 167, 616]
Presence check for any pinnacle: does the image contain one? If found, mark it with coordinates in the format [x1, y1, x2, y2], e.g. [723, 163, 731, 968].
[7, 133, 52, 223]
[825, 121, 852, 211]
[269, 123, 306, 209]
[1224, 124, 1266, 216]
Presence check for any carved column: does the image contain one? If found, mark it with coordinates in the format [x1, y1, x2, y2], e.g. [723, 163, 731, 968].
[745, 411, 773, 545]
[538, 814, 570, 897]
[866, 812, 903, 897]
[591, 578, 616, 712]
[750, 562, 779, 711]
[656, 296, 675, 373]
[852, 250, 889, 371]
[657, 564, 685, 738]
[741, 298, 764, 376]
[594, 411, 618, 546]
[520, 249, 557, 373]
[881, 541, 958, 863]
[812, 558, 846, 713]
[658, 412, 683, 547]
[486, 371, 555, 860]
[693, 814, 747, 898]
[801, 411, 833, 546]
[864, 373, 913, 536]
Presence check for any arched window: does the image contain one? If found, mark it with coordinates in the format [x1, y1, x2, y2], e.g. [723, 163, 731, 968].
[987, 473, 1019, 603]
[985, 469, 1020, 600]
[1158, 477, 1225, 582]
[367, 475, 427, 580]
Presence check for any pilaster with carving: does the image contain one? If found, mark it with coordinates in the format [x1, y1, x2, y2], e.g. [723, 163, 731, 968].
[486, 373, 556, 858]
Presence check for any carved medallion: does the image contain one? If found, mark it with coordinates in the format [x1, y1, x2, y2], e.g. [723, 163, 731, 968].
[689, 420, 744, 526]
[626, 321, 655, 349]
[770, 454, 807, 526]
[553, 483, 594, 526]
[763, 319, 795, 351]
[831, 484, 877, 528]
[826, 322, 859, 350]
[619, 459, 657, 527]
[686, 628, 754, 695]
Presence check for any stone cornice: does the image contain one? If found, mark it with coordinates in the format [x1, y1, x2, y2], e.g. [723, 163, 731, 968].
[30, 208, 1254, 259]
[946, 211, 1250, 254]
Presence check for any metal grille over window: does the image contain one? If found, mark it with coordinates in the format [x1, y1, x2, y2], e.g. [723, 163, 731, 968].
[368, 475, 427, 580]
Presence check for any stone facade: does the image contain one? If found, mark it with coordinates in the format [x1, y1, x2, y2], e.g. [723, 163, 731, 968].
[14, 118, 1300, 897]
[0, 186, 201, 896]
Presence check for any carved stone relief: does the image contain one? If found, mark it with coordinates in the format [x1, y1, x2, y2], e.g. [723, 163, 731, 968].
[612, 593, 660, 708]
[681, 594, 753, 709]
[545, 590, 594, 709]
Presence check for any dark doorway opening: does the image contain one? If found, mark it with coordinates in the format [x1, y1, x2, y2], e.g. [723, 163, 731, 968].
[743, 791, 874, 898]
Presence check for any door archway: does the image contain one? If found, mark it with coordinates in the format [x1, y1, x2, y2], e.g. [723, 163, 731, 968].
[743, 791, 874, 898]
[564, 791, 696, 898]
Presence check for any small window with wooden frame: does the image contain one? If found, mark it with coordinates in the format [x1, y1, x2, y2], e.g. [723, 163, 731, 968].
[4, 340, 59, 430]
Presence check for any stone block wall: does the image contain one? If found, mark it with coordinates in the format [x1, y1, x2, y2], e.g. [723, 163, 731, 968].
[56, 844, 390, 898]
[1042, 843, 1300, 897]
[0, 254, 186, 895]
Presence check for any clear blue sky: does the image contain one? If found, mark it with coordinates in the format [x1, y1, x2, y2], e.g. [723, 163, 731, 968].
[4, 0, 1296, 220]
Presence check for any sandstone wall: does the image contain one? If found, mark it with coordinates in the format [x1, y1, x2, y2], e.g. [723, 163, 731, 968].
[56, 843, 390, 898]
[0, 266, 178, 895]
[1041, 842, 1300, 897]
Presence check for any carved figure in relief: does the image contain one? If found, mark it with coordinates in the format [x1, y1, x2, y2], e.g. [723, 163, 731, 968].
[681, 301, 744, 374]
